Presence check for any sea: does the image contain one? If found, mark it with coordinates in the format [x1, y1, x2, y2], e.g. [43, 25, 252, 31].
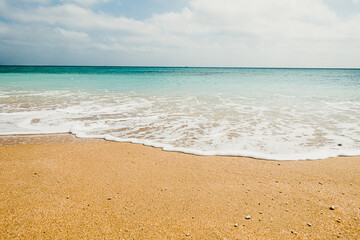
[0, 66, 359, 160]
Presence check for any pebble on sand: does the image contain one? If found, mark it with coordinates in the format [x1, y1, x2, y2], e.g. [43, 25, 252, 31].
[108, 197, 112, 200]
[307, 223, 312, 227]
[234, 223, 238, 227]
[329, 206, 335, 210]
[245, 215, 251, 220]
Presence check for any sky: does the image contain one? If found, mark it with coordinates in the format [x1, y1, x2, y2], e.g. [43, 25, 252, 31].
[0, 0, 359, 67]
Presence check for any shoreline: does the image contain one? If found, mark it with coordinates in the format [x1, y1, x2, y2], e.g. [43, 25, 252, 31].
[0, 133, 358, 162]
[0, 134, 359, 239]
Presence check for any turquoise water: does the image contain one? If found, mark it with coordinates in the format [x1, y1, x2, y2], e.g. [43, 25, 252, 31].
[1, 66, 359, 160]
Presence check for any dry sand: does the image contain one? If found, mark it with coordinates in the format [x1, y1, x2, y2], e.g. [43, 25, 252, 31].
[0, 134, 359, 239]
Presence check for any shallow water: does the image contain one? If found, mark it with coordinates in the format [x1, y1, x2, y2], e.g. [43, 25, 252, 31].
[1, 66, 359, 160]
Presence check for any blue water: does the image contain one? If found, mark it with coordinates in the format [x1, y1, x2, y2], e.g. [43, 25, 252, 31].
[1, 66, 359, 160]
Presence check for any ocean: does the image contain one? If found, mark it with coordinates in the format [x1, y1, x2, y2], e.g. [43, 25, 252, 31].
[0, 66, 359, 160]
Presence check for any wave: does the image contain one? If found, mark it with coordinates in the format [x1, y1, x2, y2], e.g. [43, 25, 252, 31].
[1, 90, 359, 161]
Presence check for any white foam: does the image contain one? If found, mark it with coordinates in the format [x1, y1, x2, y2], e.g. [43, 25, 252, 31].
[1, 89, 359, 161]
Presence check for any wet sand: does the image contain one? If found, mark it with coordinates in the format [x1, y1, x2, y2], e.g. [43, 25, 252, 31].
[0, 134, 359, 239]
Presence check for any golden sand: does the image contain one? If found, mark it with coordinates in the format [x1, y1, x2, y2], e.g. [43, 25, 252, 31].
[0, 134, 359, 239]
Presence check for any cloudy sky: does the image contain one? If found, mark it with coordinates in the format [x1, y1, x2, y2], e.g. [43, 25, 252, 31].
[0, 0, 359, 67]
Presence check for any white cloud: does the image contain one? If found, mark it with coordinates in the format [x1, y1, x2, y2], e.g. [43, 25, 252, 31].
[55, 28, 90, 41]
[0, 0, 359, 67]
[1, 3, 152, 34]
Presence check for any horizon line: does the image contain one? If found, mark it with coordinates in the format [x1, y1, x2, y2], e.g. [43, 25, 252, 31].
[0, 65, 359, 70]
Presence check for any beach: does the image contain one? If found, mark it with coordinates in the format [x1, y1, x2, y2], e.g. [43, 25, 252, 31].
[0, 134, 359, 239]
[1, 0, 360, 238]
